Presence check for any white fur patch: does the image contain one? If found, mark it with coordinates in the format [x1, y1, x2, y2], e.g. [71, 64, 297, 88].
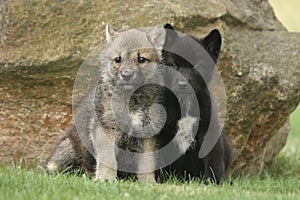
[175, 116, 198, 154]
[130, 111, 144, 127]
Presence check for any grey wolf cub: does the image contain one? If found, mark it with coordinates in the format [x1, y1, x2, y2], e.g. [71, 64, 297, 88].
[46, 24, 167, 182]
[158, 24, 233, 184]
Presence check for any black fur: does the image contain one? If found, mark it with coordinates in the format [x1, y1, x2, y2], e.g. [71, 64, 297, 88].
[157, 24, 233, 184]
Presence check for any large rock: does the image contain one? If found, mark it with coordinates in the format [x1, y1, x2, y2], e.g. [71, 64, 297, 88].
[0, 0, 299, 175]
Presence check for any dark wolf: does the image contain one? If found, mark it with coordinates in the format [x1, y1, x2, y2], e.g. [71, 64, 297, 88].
[157, 24, 233, 184]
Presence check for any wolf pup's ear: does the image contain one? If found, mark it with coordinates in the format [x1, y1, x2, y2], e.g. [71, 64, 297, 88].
[163, 23, 178, 48]
[147, 25, 166, 50]
[203, 29, 222, 62]
[105, 23, 118, 43]
[164, 23, 174, 30]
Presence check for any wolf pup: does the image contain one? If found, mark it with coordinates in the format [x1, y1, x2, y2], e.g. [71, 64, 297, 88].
[46, 24, 167, 182]
[159, 24, 233, 184]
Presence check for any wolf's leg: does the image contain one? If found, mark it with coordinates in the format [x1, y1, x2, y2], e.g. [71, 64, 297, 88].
[137, 137, 156, 183]
[93, 125, 122, 181]
[203, 137, 225, 184]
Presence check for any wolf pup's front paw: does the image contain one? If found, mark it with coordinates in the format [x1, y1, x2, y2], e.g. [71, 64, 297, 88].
[95, 167, 117, 182]
[137, 172, 156, 183]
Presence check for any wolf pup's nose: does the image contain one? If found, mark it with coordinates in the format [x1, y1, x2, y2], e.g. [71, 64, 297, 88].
[177, 80, 188, 88]
[121, 69, 134, 81]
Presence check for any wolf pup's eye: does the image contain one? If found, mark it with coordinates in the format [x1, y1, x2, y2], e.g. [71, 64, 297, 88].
[170, 62, 176, 67]
[113, 56, 121, 63]
[137, 54, 149, 64]
[169, 62, 179, 70]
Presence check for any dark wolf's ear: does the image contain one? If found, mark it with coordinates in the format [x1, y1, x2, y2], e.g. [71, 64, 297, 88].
[164, 23, 178, 48]
[106, 23, 118, 43]
[164, 23, 174, 30]
[203, 29, 222, 62]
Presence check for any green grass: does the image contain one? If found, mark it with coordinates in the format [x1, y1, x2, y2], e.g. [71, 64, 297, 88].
[0, 107, 299, 200]
[0, 164, 299, 200]
[283, 106, 300, 161]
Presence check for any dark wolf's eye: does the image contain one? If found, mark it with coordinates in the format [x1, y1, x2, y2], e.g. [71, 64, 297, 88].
[137, 54, 149, 64]
[170, 62, 176, 67]
[113, 56, 121, 63]
[169, 62, 179, 70]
